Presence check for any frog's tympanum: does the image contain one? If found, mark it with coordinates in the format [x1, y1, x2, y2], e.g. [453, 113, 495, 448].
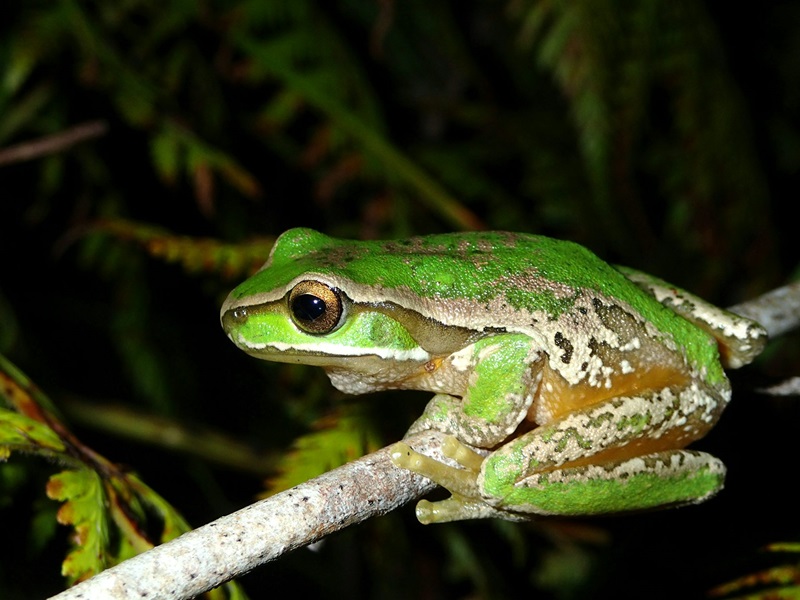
[221, 229, 766, 523]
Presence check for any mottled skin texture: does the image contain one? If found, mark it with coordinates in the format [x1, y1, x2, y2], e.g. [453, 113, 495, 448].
[222, 228, 767, 523]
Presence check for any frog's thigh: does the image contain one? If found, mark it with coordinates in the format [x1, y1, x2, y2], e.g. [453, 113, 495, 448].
[489, 450, 725, 516]
[491, 382, 726, 475]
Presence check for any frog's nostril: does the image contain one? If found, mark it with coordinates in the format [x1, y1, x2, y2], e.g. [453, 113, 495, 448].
[222, 307, 248, 333]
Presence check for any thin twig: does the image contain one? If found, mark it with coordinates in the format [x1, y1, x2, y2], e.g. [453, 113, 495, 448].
[0, 120, 108, 166]
[759, 376, 800, 396]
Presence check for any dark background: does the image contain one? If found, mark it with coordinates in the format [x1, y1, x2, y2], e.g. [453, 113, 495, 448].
[1, 1, 798, 598]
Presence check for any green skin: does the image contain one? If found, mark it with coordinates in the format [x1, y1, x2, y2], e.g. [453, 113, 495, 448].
[221, 228, 767, 523]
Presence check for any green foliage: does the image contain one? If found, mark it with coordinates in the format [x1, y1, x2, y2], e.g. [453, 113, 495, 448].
[513, 0, 771, 264]
[0, 0, 798, 598]
[710, 543, 800, 600]
[0, 355, 246, 598]
[0, 409, 66, 458]
[264, 404, 383, 495]
[46, 469, 110, 583]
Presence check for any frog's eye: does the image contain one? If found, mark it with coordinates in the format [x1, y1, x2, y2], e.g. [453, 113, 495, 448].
[288, 280, 345, 334]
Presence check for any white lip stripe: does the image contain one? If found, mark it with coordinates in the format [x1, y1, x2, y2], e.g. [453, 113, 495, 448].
[236, 335, 431, 362]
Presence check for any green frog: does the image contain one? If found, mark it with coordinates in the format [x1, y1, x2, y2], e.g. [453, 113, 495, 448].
[221, 228, 766, 523]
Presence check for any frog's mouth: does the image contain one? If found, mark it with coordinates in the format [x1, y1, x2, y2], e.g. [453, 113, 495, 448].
[228, 331, 432, 365]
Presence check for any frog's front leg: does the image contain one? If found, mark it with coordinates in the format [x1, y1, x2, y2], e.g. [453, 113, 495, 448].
[391, 334, 543, 522]
[404, 334, 544, 448]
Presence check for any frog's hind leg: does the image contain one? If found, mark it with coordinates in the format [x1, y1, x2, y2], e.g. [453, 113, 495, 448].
[487, 449, 725, 516]
[394, 383, 729, 522]
[479, 383, 729, 516]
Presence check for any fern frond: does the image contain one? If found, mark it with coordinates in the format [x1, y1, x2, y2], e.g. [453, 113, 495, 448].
[87, 218, 274, 279]
[0, 354, 247, 597]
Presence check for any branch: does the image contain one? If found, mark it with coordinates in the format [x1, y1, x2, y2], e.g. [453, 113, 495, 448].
[47, 431, 445, 600]
[728, 280, 800, 338]
[47, 281, 800, 600]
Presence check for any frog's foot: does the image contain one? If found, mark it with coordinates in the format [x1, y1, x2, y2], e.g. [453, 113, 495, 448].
[415, 496, 528, 523]
[391, 436, 516, 524]
[390, 436, 481, 496]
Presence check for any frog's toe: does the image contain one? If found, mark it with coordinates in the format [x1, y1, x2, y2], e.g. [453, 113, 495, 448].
[389, 442, 426, 471]
[441, 435, 485, 471]
[389, 441, 479, 498]
[416, 496, 531, 524]
[415, 496, 495, 524]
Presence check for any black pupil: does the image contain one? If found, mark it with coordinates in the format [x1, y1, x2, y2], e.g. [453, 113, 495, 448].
[292, 294, 326, 322]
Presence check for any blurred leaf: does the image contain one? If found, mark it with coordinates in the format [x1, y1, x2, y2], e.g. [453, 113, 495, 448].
[0, 409, 67, 457]
[264, 404, 383, 495]
[710, 543, 800, 600]
[89, 218, 274, 279]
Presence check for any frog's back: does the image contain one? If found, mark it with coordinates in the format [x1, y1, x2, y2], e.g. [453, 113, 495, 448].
[272, 230, 671, 322]
[269, 228, 626, 308]
[251, 228, 724, 384]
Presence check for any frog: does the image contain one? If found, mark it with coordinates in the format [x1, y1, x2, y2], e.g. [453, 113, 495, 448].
[220, 228, 767, 524]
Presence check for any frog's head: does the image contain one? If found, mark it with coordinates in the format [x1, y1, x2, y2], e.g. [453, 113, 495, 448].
[220, 229, 474, 382]
[221, 272, 432, 369]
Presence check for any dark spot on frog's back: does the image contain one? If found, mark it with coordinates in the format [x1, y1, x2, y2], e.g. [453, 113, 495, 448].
[553, 331, 574, 364]
[317, 246, 360, 267]
[382, 241, 405, 253]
